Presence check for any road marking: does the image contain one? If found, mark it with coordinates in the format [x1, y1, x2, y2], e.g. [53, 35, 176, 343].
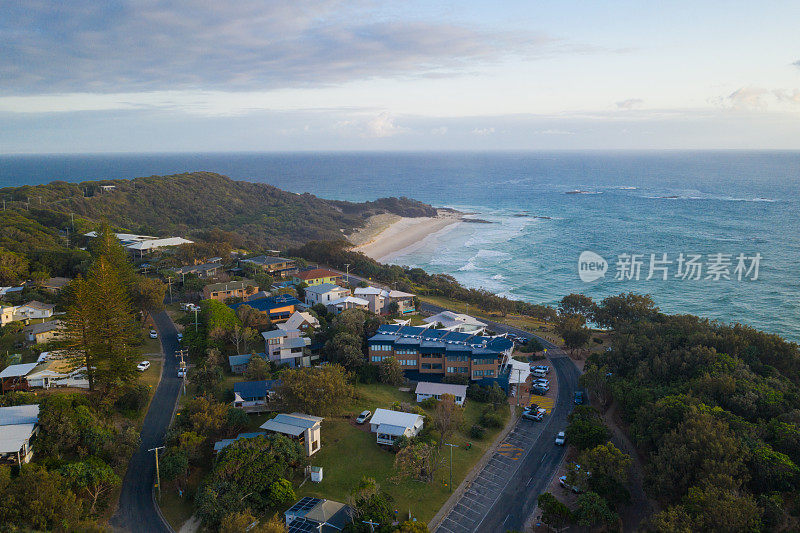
[503, 514, 513, 525]
[526, 476, 534, 487]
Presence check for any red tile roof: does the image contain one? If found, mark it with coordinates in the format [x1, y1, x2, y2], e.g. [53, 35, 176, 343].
[295, 269, 341, 280]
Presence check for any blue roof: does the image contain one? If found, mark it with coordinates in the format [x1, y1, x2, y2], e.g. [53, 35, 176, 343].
[369, 324, 512, 358]
[230, 294, 302, 313]
[234, 380, 281, 399]
[228, 353, 265, 367]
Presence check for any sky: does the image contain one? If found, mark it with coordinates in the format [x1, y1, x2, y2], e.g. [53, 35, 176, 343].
[2, 1, 800, 153]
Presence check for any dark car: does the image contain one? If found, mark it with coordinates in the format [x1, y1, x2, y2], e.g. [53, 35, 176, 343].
[574, 391, 584, 404]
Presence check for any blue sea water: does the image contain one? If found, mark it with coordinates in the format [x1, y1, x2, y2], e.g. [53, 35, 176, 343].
[1, 151, 799, 341]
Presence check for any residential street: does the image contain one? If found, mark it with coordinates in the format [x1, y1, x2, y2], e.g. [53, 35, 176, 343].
[420, 302, 581, 533]
[111, 311, 182, 533]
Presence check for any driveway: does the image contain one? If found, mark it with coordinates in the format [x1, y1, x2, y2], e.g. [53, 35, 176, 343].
[111, 311, 182, 533]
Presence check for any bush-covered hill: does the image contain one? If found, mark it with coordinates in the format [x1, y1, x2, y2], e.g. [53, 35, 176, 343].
[0, 172, 436, 249]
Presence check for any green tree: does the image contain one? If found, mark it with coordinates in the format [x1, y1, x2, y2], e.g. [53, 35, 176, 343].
[393, 443, 441, 483]
[324, 332, 365, 370]
[348, 476, 394, 524]
[594, 292, 658, 329]
[161, 448, 189, 481]
[267, 478, 296, 509]
[574, 491, 618, 528]
[244, 355, 270, 380]
[578, 442, 631, 484]
[0, 247, 29, 285]
[565, 406, 610, 450]
[579, 363, 612, 408]
[130, 275, 167, 317]
[190, 363, 224, 396]
[556, 314, 592, 355]
[537, 492, 572, 531]
[559, 293, 597, 321]
[379, 356, 405, 386]
[433, 393, 462, 445]
[0, 464, 83, 531]
[60, 457, 121, 513]
[278, 364, 353, 416]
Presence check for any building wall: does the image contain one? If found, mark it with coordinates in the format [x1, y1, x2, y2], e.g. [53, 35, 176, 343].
[368, 345, 501, 380]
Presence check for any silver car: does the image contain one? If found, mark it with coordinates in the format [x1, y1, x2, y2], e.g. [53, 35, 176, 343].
[555, 431, 566, 446]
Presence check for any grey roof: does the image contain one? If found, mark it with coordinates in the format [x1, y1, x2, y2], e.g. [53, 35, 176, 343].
[213, 432, 267, 452]
[261, 413, 322, 436]
[284, 337, 310, 349]
[0, 423, 37, 454]
[376, 423, 408, 436]
[0, 404, 39, 426]
[415, 381, 468, 397]
[304, 283, 346, 295]
[262, 329, 290, 340]
[228, 353, 265, 368]
[242, 255, 294, 266]
[24, 320, 62, 335]
[369, 408, 423, 430]
[0, 363, 38, 379]
[22, 300, 56, 311]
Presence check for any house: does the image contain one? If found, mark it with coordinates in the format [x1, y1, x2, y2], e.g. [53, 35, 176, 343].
[23, 320, 64, 344]
[14, 301, 56, 320]
[232, 380, 281, 412]
[0, 405, 39, 466]
[423, 311, 487, 333]
[415, 381, 468, 406]
[354, 286, 416, 315]
[304, 283, 350, 307]
[0, 305, 17, 326]
[213, 432, 267, 453]
[285, 497, 353, 533]
[39, 277, 71, 293]
[84, 231, 194, 256]
[293, 268, 342, 287]
[230, 294, 302, 322]
[203, 279, 259, 301]
[174, 262, 222, 280]
[369, 408, 425, 446]
[0, 363, 38, 393]
[260, 413, 323, 456]
[25, 358, 89, 389]
[367, 325, 513, 382]
[228, 353, 267, 374]
[240, 256, 298, 278]
[277, 311, 320, 333]
[262, 329, 311, 367]
[327, 296, 369, 315]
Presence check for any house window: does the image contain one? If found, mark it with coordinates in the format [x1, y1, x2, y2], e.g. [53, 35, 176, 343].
[312, 440, 318, 451]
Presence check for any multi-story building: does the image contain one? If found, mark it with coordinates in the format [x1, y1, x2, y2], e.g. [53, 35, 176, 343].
[202, 279, 259, 301]
[240, 255, 298, 278]
[292, 268, 342, 287]
[354, 286, 416, 315]
[367, 325, 513, 382]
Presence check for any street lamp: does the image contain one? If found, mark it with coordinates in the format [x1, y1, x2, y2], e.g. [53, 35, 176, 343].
[444, 443, 458, 492]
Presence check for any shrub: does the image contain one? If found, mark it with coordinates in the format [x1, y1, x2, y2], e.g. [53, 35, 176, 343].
[115, 384, 150, 412]
[392, 434, 411, 452]
[480, 409, 504, 429]
[443, 374, 470, 385]
[469, 425, 486, 439]
[420, 397, 439, 409]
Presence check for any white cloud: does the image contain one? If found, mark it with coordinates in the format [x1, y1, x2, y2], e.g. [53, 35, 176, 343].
[365, 113, 406, 138]
[430, 126, 448, 135]
[726, 87, 769, 109]
[616, 98, 643, 109]
[471, 127, 495, 135]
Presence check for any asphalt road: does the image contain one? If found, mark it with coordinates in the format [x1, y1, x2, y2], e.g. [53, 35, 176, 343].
[111, 311, 182, 533]
[421, 302, 582, 533]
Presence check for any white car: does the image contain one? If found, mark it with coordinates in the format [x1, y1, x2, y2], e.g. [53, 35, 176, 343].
[356, 410, 372, 424]
[136, 361, 151, 372]
[555, 431, 566, 446]
[534, 378, 550, 387]
[531, 365, 550, 373]
[149, 329, 158, 339]
[177, 333, 183, 342]
[177, 368, 186, 378]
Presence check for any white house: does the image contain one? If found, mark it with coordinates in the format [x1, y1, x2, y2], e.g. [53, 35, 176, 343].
[354, 286, 416, 315]
[260, 413, 323, 456]
[0, 404, 39, 466]
[261, 329, 311, 367]
[1, 301, 56, 325]
[423, 311, 487, 333]
[277, 311, 320, 333]
[415, 381, 468, 406]
[25, 358, 89, 389]
[369, 408, 425, 446]
[327, 295, 369, 315]
[304, 283, 350, 307]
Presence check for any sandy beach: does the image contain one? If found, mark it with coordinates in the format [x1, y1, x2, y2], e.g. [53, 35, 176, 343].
[350, 209, 462, 262]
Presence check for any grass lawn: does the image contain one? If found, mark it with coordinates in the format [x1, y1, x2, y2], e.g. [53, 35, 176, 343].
[296, 383, 508, 523]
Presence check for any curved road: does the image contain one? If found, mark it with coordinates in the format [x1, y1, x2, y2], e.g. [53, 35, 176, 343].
[420, 302, 581, 533]
[111, 311, 182, 533]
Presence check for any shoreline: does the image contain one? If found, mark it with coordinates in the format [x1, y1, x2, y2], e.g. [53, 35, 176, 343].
[350, 209, 462, 262]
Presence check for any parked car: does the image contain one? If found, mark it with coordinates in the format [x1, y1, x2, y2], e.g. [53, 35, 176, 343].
[522, 407, 546, 421]
[356, 410, 372, 424]
[149, 329, 158, 339]
[574, 391, 584, 404]
[533, 378, 550, 387]
[531, 365, 550, 374]
[136, 360, 151, 372]
[532, 369, 547, 378]
[177, 368, 186, 378]
[531, 385, 550, 395]
[555, 431, 566, 445]
[177, 332, 183, 342]
[559, 475, 583, 493]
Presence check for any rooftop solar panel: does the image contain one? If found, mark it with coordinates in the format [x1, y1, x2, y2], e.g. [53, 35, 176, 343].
[287, 496, 320, 514]
[287, 517, 319, 533]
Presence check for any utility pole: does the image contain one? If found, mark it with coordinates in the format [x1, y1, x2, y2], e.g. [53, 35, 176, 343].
[167, 277, 173, 302]
[177, 349, 187, 395]
[344, 263, 350, 286]
[194, 308, 199, 332]
[444, 442, 458, 492]
[148, 446, 165, 501]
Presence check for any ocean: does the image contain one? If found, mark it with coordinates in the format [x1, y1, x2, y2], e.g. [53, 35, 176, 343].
[1, 151, 799, 341]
